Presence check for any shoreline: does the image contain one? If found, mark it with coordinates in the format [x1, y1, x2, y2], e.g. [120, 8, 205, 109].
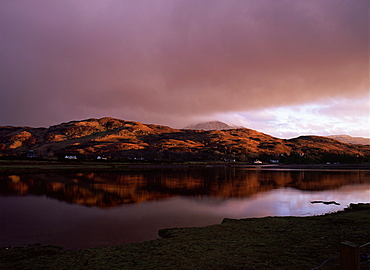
[1, 203, 369, 269]
[1, 159, 369, 175]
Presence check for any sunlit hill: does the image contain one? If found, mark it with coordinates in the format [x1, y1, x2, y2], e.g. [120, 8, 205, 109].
[0, 117, 369, 163]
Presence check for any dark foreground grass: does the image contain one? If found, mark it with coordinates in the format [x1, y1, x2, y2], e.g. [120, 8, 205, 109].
[1, 204, 369, 270]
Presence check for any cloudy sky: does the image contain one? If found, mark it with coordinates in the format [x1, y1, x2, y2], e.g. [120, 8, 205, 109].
[1, 0, 369, 138]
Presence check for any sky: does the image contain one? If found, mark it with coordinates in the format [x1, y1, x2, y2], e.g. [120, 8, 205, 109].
[0, 0, 369, 139]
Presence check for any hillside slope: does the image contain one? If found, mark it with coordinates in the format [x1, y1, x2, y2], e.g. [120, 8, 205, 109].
[1, 117, 369, 163]
[328, 135, 370, 145]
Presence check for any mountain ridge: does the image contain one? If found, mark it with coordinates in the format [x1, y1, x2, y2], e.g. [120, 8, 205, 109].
[1, 117, 369, 163]
[184, 121, 243, 131]
[327, 135, 370, 145]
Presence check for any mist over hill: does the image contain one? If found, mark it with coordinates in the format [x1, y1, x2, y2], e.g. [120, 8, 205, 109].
[184, 121, 242, 131]
[0, 117, 369, 164]
[327, 135, 370, 145]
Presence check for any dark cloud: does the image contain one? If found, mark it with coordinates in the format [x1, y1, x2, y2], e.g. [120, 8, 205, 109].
[0, 0, 368, 128]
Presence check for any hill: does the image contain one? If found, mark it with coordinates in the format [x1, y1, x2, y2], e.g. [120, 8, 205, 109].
[328, 135, 370, 145]
[1, 117, 369, 163]
[184, 121, 240, 130]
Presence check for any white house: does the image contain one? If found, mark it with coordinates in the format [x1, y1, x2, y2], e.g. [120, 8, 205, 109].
[65, 155, 77, 160]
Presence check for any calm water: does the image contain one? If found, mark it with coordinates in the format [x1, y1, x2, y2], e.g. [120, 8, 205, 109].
[0, 167, 369, 249]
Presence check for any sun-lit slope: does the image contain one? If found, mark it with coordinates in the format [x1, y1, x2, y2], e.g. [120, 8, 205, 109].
[1, 117, 369, 162]
[184, 128, 291, 155]
[0, 126, 46, 150]
[0, 118, 181, 155]
[327, 135, 370, 145]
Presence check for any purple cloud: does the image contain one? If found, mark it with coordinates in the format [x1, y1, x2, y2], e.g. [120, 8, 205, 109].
[0, 0, 368, 132]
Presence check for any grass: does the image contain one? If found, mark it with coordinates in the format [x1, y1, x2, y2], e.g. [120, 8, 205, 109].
[1, 159, 369, 175]
[0, 160, 143, 174]
[1, 204, 369, 269]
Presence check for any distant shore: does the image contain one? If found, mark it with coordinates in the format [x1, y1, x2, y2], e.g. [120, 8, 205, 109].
[1, 203, 369, 269]
[0, 159, 369, 174]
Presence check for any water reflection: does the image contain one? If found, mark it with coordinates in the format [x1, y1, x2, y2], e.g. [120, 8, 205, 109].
[0, 169, 369, 208]
[1, 168, 369, 249]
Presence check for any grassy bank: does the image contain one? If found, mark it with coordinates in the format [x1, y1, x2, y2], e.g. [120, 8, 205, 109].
[1, 159, 369, 175]
[1, 204, 369, 270]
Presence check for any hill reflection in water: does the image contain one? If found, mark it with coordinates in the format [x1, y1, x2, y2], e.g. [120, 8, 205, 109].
[1, 168, 369, 208]
[0, 168, 370, 249]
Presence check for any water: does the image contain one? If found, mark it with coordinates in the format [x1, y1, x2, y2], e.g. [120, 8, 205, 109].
[0, 167, 369, 249]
